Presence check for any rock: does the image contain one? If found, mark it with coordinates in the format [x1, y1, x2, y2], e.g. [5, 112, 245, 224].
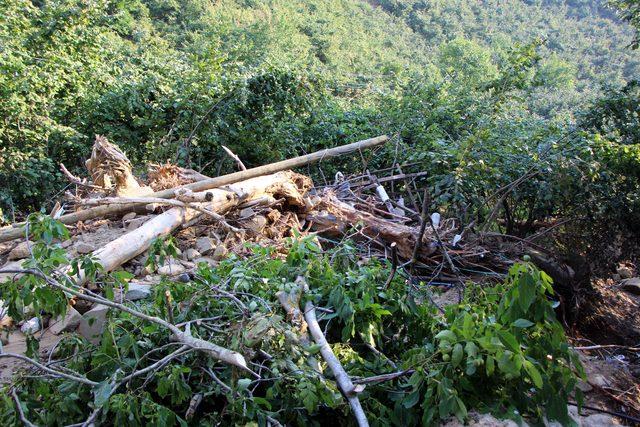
[75, 241, 96, 254]
[124, 283, 152, 301]
[126, 217, 147, 231]
[179, 259, 195, 269]
[20, 317, 41, 335]
[443, 412, 523, 427]
[73, 299, 94, 314]
[620, 277, 640, 295]
[122, 212, 137, 221]
[0, 260, 26, 282]
[177, 273, 191, 283]
[50, 307, 82, 335]
[8, 241, 29, 260]
[246, 215, 267, 233]
[184, 248, 201, 261]
[617, 265, 633, 279]
[194, 257, 217, 267]
[581, 413, 620, 426]
[239, 207, 255, 219]
[78, 304, 109, 344]
[157, 262, 186, 276]
[213, 245, 228, 261]
[196, 237, 216, 255]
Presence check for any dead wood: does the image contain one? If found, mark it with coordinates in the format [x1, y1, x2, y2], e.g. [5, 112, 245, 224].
[307, 192, 438, 261]
[81, 171, 311, 278]
[0, 135, 388, 243]
[85, 135, 152, 197]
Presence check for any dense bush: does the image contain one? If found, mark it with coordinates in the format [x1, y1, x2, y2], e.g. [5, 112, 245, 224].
[1, 0, 639, 226]
[0, 223, 583, 425]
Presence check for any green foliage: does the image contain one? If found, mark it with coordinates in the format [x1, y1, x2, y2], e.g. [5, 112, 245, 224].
[1, 229, 584, 425]
[1, 0, 639, 221]
[609, 0, 640, 48]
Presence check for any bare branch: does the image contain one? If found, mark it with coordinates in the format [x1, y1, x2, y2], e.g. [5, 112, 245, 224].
[304, 300, 369, 427]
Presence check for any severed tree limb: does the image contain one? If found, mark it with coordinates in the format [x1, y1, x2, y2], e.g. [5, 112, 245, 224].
[276, 276, 320, 372]
[0, 268, 250, 373]
[308, 193, 437, 261]
[77, 196, 241, 233]
[0, 353, 98, 386]
[60, 163, 101, 190]
[304, 300, 369, 427]
[76, 172, 310, 279]
[353, 369, 415, 385]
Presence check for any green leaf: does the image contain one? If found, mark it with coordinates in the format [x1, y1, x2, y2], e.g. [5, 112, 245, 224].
[497, 330, 520, 352]
[524, 360, 543, 388]
[451, 343, 463, 367]
[237, 378, 252, 391]
[435, 330, 457, 342]
[512, 318, 534, 328]
[93, 381, 113, 407]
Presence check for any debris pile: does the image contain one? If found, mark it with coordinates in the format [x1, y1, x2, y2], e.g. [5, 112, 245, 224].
[0, 135, 638, 425]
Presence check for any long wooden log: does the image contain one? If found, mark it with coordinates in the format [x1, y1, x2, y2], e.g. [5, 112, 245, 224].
[0, 135, 388, 243]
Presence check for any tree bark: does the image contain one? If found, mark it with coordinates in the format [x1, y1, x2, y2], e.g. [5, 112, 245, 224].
[307, 193, 437, 261]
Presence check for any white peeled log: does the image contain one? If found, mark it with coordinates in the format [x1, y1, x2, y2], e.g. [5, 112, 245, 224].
[85, 171, 311, 277]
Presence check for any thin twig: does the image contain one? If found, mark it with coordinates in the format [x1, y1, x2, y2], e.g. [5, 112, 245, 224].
[221, 146, 247, 171]
[11, 388, 37, 427]
[384, 243, 398, 289]
[353, 369, 415, 385]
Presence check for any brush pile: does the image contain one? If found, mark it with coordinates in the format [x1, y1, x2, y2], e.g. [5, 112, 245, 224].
[1, 136, 632, 426]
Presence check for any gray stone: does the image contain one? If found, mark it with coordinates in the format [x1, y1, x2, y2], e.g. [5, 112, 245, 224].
[617, 265, 633, 279]
[194, 257, 217, 267]
[126, 217, 147, 231]
[20, 317, 41, 335]
[213, 245, 228, 261]
[184, 248, 201, 261]
[8, 241, 30, 260]
[196, 237, 216, 255]
[576, 380, 593, 393]
[122, 212, 137, 221]
[75, 241, 96, 254]
[177, 273, 191, 283]
[581, 413, 619, 427]
[78, 304, 109, 344]
[589, 373, 610, 388]
[239, 207, 255, 219]
[157, 262, 186, 276]
[50, 307, 82, 335]
[620, 277, 640, 295]
[124, 283, 152, 301]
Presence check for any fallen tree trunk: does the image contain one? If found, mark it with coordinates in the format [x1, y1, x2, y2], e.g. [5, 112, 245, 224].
[307, 193, 438, 260]
[84, 171, 311, 277]
[0, 135, 388, 243]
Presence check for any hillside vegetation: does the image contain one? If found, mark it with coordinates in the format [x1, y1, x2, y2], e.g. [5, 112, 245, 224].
[1, 1, 640, 425]
[1, 0, 639, 219]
